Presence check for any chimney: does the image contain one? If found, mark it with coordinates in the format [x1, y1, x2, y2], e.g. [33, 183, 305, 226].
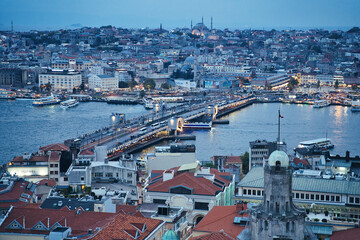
[163, 170, 174, 182]
[236, 201, 244, 212]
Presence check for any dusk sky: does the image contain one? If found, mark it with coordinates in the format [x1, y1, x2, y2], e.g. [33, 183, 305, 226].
[0, 0, 359, 31]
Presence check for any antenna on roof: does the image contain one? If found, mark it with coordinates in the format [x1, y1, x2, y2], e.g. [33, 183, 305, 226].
[278, 109, 284, 150]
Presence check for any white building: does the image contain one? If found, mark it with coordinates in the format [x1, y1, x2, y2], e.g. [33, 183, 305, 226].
[115, 69, 131, 82]
[39, 70, 82, 91]
[146, 145, 196, 174]
[88, 74, 118, 91]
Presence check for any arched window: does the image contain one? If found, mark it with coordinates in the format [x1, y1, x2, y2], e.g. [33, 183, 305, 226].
[276, 160, 281, 170]
[286, 222, 290, 232]
[265, 221, 268, 230]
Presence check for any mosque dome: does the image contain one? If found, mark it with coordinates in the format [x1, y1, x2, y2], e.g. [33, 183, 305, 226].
[162, 230, 179, 240]
[184, 55, 195, 65]
[268, 150, 289, 167]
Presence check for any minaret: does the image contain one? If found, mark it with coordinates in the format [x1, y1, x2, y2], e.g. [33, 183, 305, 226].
[202, 16, 204, 25]
[211, 17, 213, 31]
[11, 21, 13, 33]
[191, 20, 193, 30]
[160, 23, 162, 31]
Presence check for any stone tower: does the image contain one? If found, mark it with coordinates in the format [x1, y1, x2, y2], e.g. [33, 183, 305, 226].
[250, 150, 306, 240]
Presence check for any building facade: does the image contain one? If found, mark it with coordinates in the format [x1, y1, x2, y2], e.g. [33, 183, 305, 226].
[39, 70, 82, 90]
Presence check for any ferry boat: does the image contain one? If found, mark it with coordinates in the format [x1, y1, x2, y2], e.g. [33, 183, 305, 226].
[313, 100, 330, 108]
[143, 98, 154, 109]
[298, 138, 334, 150]
[33, 95, 61, 106]
[60, 99, 79, 109]
[183, 121, 212, 130]
[0, 90, 16, 100]
[351, 101, 360, 112]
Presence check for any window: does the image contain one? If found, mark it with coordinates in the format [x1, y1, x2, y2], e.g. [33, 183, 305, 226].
[64, 177, 68, 181]
[106, 173, 113, 177]
[252, 190, 256, 195]
[326, 195, 330, 201]
[55, 171, 58, 174]
[316, 195, 320, 200]
[127, 173, 132, 178]
[248, 189, 251, 195]
[55, 164, 58, 167]
[296, 193, 299, 199]
[331, 196, 335, 202]
[153, 199, 166, 204]
[311, 194, 314, 200]
[50, 164, 54, 167]
[257, 190, 261, 196]
[50, 171, 54, 174]
[306, 194, 309, 200]
[81, 177, 84, 181]
[321, 195, 325, 201]
[356, 198, 360, 204]
[350, 197, 354, 203]
[336, 196, 340, 202]
[243, 189, 247, 195]
[301, 193, 304, 199]
[195, 202, 209, 210]
[95, 172, 103, 177]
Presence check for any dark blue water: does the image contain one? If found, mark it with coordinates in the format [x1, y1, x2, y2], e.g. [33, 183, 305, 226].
[1, 100, 360, 165]
[192, 103, 360, 162]
[0, 100, 148, 164]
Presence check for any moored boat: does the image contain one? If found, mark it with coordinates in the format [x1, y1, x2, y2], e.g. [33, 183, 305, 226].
[60, 99, 79, 109]
[33, 95, 61, 106]
[0, 90, 16, 100]
[351, 100, 360, 112]
[313, 100, 330, 108]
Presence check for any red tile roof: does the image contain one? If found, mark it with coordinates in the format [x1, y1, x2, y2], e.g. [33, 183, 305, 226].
[0, 181, 34, 202]
[0, 207, 117, 236]
[193, 204, 248, 239]
[116, 205, 138, 215]
[293, 157, 310, 166]
[89, 212, 163, 240]
[12, 155, 49, 162]
[330, 227, 360, 240]
[147, 167, 232, 196]
[37, 179, 56, 187]
[49, 151, 61, 162]
[191, 231, 235, 240]
[39, 143, 69, 152]
[79, 149, 94, 156]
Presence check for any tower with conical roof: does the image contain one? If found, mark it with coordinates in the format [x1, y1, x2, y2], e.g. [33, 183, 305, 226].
[250, 150, 307, 240]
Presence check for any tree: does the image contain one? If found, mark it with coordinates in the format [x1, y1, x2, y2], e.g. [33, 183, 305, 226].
[118, 81, 129, 88]
[45, 82, 52, 92]
[317, 80, 320, 89]
[242, 152, 249, 174]
[334, 79, 339, 89]
[129, 80, 138, 89]
[139, 90, 146, 98]
[351, 84, 358, 91]
[144, 79, 156, 90]
[161, 83, 171, 90]
[288, 77, 299, 91]
[79, 83, 85, 91]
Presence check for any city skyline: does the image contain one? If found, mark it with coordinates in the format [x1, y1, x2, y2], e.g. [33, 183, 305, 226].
[0, 0, 359, 31]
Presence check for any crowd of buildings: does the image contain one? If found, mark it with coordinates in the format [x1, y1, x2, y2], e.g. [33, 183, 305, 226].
[1, 23, 360, 240]
[0, 23, 360, 93]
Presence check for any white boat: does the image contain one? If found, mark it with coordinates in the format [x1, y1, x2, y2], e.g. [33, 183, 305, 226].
[0, 90, 16, 100]
[143, 98, 154, 109]
[60, 99, 79, 109]
[351, 100, 360, 112]
[33, 95, 61, 106]
[298, 138, 334, 149]
[183, 121, 212, 129]
[313, 100, 330, 108]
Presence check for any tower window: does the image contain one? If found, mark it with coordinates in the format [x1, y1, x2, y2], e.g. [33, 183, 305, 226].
[275, 161, 281, 170]
[275, 202, 280, 213]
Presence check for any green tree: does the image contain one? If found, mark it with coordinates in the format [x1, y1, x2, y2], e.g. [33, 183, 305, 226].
[288, 77, 299, 91]
[139, 90, 146, 98]
[351, 84, 358, 91]
[144, 79, 156, 90]
[334, 79, 339, 89]
[45, 82, 52, 92]
[129, 80, 138, 89]
[118, 81, 129, 88]
[242, 152, 249, 174]
[161, 82, 171, 89]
